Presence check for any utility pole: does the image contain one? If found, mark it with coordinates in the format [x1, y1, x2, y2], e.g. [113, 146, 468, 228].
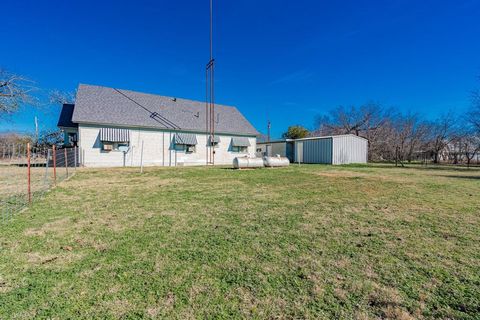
[206, 0, 215, 165]
[267, 120, 271, 143]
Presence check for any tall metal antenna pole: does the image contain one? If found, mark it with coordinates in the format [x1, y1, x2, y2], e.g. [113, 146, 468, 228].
[210, 0, 213, 62]
[206, 0, 215, 165]
[267, 120, 271, 143]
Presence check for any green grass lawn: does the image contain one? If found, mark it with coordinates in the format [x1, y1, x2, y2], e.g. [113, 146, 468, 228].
[1, 164, 479, 319]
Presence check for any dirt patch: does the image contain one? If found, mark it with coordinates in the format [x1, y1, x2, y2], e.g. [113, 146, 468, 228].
[25, 251, 83, 266]
[146, 292, 175, 318]
[313, 170, 412, 184]
[0, 276, 14, 294]
[368, 283, 405, 316]
[24, 217, 71, 237]
[103, 299, 132, 318]
[315, 170, 367, 179]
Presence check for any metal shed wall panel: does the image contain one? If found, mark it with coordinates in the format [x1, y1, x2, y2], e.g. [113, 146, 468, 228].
[332, 135, 368, 164]
[294, 141, 303, 163]
[270, 142, 287, 157]
[301, 138, 333, 164]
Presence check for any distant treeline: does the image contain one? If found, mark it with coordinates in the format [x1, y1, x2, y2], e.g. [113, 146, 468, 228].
[313, 98, 480, 165]
[0, 130, 63, 148]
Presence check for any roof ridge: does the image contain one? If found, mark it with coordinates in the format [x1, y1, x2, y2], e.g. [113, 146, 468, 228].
[78, 83, 236, 109]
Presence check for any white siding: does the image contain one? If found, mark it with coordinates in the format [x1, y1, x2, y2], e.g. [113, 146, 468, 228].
[78, 124, 256, 167]
[332, 135, 368, 165]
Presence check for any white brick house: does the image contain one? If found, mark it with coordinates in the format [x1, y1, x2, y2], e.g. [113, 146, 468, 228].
[58, 84, 258, 167]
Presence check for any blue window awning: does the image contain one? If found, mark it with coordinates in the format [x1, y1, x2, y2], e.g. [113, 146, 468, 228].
[231, 137, 250, 147]
[174, 132, 198, 145]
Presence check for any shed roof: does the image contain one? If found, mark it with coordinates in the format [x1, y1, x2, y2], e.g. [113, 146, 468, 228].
[257, 134, 368, 144]
[57, 104, 77, 128]
[71, 84, 259, 136]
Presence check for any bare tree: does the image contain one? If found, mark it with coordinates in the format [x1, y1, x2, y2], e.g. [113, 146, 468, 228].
[391, 114, 411, 166]
[406, 120, 430, 162]
[49, 89, 76, 105]
[314, 105, 464, 164]
[467, 89, 480, 134]
[0, 132, 34, 146]
[426, 113, 456, 164]
[37, 129, 64, 147]
[318, 103, 386, 137]
[0, 69, 36, 118]
[314, 103, 391, 161]
[463, 134, 480, 167]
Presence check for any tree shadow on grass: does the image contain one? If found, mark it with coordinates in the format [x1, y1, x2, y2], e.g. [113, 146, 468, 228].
[437, 175, 480, 180]
[364, 163, 480, 172]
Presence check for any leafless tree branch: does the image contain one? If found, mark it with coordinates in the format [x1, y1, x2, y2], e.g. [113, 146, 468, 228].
[0, 69, 37, 118]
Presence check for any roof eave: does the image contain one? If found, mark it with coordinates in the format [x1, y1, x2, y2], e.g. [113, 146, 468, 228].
[74, 120, 258, 137]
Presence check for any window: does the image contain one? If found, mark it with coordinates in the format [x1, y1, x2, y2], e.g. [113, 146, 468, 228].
[99, 128, 130, 152]
[209, 141, 219, 148]
[102, 142, 129, 152]
[114, 143, 129, 151]
[230, 137, 250, 153]
[102, 142, 113, 151]
[232, 146, 248, 153]
[174, 133, 197, 153]
[208, 135, 220, 148]
[174, 144, 196, 153]
[67, 132, 77, 146]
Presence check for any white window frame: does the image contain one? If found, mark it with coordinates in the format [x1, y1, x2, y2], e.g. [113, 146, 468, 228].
[102, 142, 129, 152]
[232, 146, 248, 153]
[175, 144, 196, 153]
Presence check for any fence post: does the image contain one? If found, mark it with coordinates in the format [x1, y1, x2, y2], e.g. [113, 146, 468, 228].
[140, 140, 144, 174]
[64, 148, 69, 178]
[53, 145, 57, 186]
[44, 149, 51, 188]
[27, 143, 31, 204]
[74, 146, 77, 172]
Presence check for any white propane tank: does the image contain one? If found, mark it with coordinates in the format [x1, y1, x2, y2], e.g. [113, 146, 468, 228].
[263, 155, 290, 167]
[233, 156, 265, 169]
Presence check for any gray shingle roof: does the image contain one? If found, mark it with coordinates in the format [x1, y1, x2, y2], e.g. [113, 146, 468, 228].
[70, 84, 259, 136]
[57, 104, 77, 128]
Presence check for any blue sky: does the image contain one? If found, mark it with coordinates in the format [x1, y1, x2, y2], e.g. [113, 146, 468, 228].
[1, 0, 479, 138]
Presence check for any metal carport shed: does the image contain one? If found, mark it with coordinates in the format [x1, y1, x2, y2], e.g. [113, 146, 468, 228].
[258, 134, 368, 165]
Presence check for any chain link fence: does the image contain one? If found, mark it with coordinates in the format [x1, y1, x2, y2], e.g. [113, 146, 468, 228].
[0, 144, 79, 223]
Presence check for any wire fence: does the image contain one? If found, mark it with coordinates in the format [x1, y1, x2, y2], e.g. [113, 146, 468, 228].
[0, 144, 79, 223]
